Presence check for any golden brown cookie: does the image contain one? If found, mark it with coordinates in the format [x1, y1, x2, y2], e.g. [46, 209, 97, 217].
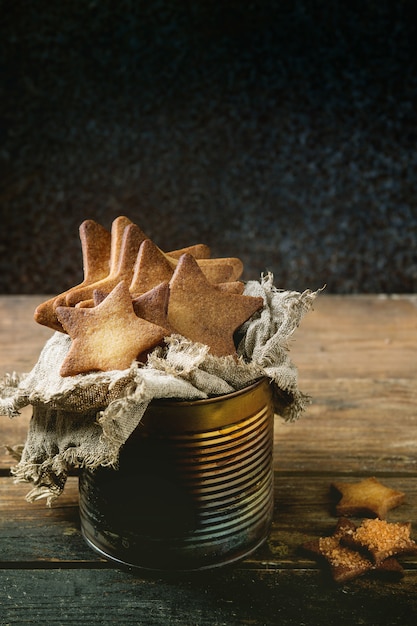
[331, 477, 405, 519]
[167, 253, 263, 357]
[129, 239, 174, 296]
[341, 518, 417, 566]
[197, 257, 243, 282]
[56, 281, 167, 376]
[214, 281, 245, 294]
[164, 253, 243, 283]
[64, 215, 132, 306]
[132, 282, 174, 333]
[34, 219, 112, 332]
[301, 518, 405, 583]
[109, 215, 134, 263]
[93, 282, 173, 334]
[74, 299, 95, 308]
[166, 243, 211, 260]
[65, 221, 147, 307]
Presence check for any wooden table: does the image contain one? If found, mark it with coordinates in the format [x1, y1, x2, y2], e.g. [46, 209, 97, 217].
[1, 294, 417, 625]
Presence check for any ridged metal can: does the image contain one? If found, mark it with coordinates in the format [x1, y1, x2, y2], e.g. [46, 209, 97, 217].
[79, 377, 274, 571]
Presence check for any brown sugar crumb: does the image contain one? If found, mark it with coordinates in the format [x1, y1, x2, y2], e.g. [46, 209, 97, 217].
[342, 518, 417, 565]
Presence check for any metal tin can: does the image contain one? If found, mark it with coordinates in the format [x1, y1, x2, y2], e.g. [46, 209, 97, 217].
[79, 377, 274, 571]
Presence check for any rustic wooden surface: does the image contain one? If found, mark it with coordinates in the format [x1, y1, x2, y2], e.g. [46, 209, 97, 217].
[1, 294, 417, 625]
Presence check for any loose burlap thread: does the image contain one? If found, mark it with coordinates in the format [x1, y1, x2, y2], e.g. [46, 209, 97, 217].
[0, 274, 319, 504]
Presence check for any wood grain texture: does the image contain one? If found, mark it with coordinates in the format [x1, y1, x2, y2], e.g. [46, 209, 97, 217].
[1, 567, 417, 626]
[291, 294, 417, 380]
[2, 294, 416, 378]
[1, 294, 417, 624]
[1, 475, 416, 567]
[275, 378, 417, 473]
[0, 295, 54, 373]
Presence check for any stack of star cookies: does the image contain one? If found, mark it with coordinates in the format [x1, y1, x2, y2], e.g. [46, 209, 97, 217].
[34, 216, 264, 377]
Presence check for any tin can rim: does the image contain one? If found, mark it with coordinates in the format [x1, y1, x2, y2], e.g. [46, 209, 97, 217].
[139, 376, 272, 432]
[150, 375, 269, 408]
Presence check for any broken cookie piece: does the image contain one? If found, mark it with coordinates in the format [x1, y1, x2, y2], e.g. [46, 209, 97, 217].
[302, 517, 374, 583]
[331, 476, 405, 519]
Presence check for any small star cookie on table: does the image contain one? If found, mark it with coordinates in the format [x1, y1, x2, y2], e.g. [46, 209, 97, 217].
[341, 518, 417, 566]
[331, 476, 405, 519]
[301, 517, 405, 584]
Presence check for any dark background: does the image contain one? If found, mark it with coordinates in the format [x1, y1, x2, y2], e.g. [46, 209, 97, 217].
[1, 0, 417, 295]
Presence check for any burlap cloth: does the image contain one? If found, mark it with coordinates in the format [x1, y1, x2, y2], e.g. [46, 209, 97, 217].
[0, 274, 319, 504]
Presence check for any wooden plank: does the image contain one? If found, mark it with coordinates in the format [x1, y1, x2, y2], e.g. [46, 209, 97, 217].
[1, 474, 417, 624]
[2, 381, 416, 472]
[1, 566, 416, 625]
[0, 477, 96, 564]
[2, 375, 415, 475]
[0, 296, 53, 373]
[2, 475, 417, 570]
[275, 378, 417, 473]
[1, 295, 416, 379]
[291, 294, 417, 379]
[0, 297, 50, 468]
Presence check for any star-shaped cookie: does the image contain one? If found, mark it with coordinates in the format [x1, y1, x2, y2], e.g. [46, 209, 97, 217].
[65, 221, 147, 307]
[129, 239, 174, 296]
[55, 281, 167, 376]
[331, 477, 405, 519]
[166, 243, 211, 260]
[166, 254, 243, 284]
[342, 518, 417, 566]
[34, 218, 112, 332]
[301, 517, 405, 583]
[167, 253, 264, 356]
[132, 282, 174, 333]
[92, 282, 173, 332]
